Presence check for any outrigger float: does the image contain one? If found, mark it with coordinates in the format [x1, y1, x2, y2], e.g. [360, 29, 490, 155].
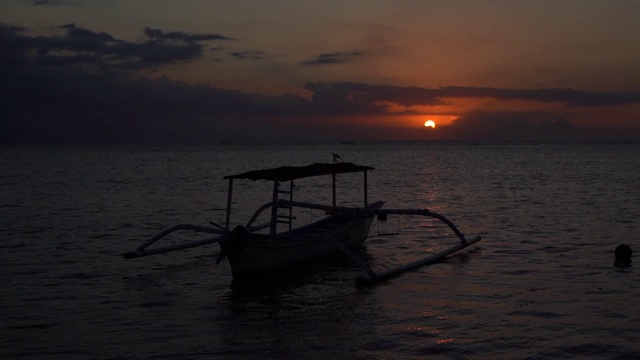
[123, 162, 481, 286]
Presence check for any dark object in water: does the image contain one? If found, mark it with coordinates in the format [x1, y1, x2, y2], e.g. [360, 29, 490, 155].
[615, 244, 632, 262]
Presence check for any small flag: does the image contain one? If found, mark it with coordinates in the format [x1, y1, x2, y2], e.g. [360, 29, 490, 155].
[332, 152, 342, 163]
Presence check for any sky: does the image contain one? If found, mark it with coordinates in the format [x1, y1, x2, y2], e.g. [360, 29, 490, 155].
[2, 0, 640, 143]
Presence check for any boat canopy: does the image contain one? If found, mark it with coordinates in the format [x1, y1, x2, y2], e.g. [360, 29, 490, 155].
[224, 162, 374, 182]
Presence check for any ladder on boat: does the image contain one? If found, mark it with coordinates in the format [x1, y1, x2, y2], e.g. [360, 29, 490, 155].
[272, 180, 296, 234]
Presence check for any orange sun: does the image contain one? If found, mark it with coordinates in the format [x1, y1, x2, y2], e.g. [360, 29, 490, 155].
[424, 120, 436, 128]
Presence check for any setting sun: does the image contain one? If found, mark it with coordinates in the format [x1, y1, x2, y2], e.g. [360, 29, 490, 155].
[424, 120, 436, 128]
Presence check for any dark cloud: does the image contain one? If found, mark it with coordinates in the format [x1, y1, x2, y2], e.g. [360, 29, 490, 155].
[2, 64, 638, 143]
[0, 23, 232, 71]
[34, 53, 102, 66]
[0, 24, 26, 33]
[304, 82, 444, 109]
[0, 64, 316, 144]
[31, 0, 69, 5]
[301, 51, 362, 66]
[144, 27, 233, 41]
[54, 23, 120, 52]
[230, 50, 266, 60]
[0, 24, 30, 67]
[437, 86, 640, 107]
[437, 112, 583, 141]
[304, 82, 640, 108]
[0, 23, 291, 143]
[109, 38, 203, 67]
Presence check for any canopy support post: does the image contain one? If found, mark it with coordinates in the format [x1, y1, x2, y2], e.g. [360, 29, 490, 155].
[332, 172, 336, 208]
[225, 178, 233, 231]
[364, 170, 368, 207]
[270, 181, 279, 240]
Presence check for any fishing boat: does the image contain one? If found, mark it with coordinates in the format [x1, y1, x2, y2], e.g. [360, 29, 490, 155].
[123, 162, 481, 286]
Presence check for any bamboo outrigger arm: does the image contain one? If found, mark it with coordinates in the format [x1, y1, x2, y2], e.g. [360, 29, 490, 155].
[354, 235, 481, 286]
[277, 200, 482, 286]
[122, 224, 225, 259]
[281, 200, 477, 245]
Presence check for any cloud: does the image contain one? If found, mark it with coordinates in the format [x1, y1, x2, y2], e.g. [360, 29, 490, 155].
[301, 51, 363, 66]
[304, 82, 444, 109]
[230, 50, 266, 60]
[34, 53, 103, 66]
[31, 0, 70, 5]
[2, 63, 638, 143]
[0, 64, 318, 143]
[0, 23, 232, 71]
[304, 82, 640, 108]
[109, 38, 203, 67]
[437, 112, 582, 141]
[0, 24, 31, 67]
[143, 27, 233, 41]
[0, 23, 26, 34]
[55, 23, 120, 52]
[436, 86, 640, 107]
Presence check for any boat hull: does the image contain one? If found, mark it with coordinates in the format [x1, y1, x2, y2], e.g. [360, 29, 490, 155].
[226, 211, 377, 280]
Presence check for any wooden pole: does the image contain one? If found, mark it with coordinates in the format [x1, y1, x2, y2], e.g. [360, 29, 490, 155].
[332, 172, 336, 208]
[355, 236, 481, 286]
[364, 170, 368, 207]
[225, 179, 233, 231]
[270, 181, 279, 239]
[124, 237, 218, 259]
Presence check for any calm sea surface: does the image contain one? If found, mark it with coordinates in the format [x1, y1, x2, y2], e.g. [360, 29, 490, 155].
[1, 141, 639, 359]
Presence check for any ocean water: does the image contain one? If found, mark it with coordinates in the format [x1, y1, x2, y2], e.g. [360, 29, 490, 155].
[1, 141, 639, 359]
